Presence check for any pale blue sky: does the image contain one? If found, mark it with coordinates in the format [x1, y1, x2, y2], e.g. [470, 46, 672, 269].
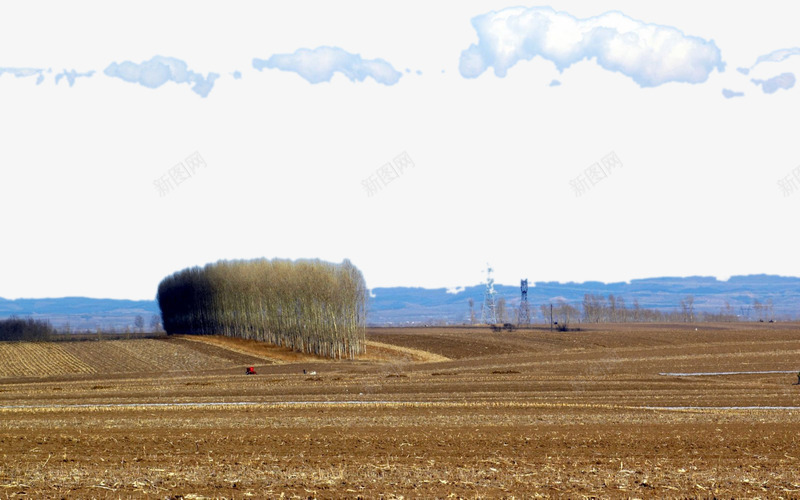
[1, 1, 799, 300]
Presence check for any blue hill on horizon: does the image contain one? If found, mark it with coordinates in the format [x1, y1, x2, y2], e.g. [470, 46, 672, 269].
[367, 274, 800, 324]
[1, 274, 797, 329]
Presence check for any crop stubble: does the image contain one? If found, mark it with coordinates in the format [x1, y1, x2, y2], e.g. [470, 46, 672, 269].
[0, 323, 799, 498]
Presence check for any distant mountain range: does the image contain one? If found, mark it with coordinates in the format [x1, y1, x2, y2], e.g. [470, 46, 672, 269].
[0, 297, 159, 332]
[0, 274, 797, 330]
[368, 274, 800, 325]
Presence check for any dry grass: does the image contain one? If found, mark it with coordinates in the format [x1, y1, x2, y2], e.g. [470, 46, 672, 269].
[181, 335, 451, 364]
[364, 340, 450, 363]
[174, 334, 318, 364]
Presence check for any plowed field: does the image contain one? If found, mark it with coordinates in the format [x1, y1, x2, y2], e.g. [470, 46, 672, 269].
[0, 323, 799, 498]
[0, 337, 272, 380]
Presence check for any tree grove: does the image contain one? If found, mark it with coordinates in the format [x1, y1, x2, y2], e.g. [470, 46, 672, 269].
[156, 258, 367, 359]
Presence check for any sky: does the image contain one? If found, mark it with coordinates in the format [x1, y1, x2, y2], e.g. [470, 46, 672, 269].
[1, 1, 799, 301]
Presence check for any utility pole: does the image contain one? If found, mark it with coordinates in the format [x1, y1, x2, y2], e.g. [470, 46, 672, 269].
[550, 303, 553, 331]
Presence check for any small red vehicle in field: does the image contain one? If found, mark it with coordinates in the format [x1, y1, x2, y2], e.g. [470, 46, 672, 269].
[245, 366, 257, 375]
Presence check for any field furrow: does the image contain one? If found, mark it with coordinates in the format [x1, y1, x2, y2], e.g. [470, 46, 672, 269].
[0, 324, 799, 497]
[0, 342, 96, 377]
[0, 338, 266, 379]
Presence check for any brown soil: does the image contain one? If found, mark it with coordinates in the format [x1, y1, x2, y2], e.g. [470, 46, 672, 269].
[0, 323, 799, 498]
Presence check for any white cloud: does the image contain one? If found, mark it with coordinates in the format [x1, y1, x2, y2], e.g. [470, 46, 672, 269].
[104, 56, 220, 97]
[721, 88, 744, 99]
[755, 48, 800, 65]
[751, 73, 795, 94]
[252, 46, 402, 85]
[459, 6, 724, 87]
[1, 67, 94, 87]
[0, 67, 47, 85]
[739, 47, 800, 75]
[54, 69, 94, 87]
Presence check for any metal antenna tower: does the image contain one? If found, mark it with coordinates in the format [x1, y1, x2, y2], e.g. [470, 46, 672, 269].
[481, 264, 498, 325]
[518, 279, 530, 326]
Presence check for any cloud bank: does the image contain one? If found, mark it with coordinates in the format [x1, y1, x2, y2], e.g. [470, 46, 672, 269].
[459, 6, 725, 87]
[751, 73, 795, 94]
[104, 56, 220, 97]
[253, 46, 402, 85]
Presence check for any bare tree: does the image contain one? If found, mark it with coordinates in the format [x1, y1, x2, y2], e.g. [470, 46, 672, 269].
[753, 299, 763, 321]
[582, 294, 602, 323]
[679, 295, 695, 322]
[468, 298, 475, 325]
[740, 304, 752, 320]
[150, 314, 161, 332]
[554, 299, 579, 330]
[134, 315, 145, 333]
[616, 296, 627, 322]
[608, 294, 617, 322]
[496, 297, 507, 323]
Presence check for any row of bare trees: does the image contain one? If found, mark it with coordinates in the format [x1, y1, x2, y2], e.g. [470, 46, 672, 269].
[0, 316, 56, 341]
[578, 294, 700, 323]
[570, 294, 753, 324]
[157, 258, 367, 359]
[471, 292, 783, 326]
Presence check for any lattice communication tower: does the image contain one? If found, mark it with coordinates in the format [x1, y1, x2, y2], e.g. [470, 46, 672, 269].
[518, 279, 530, 326]
[481, 264, 498, 325]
